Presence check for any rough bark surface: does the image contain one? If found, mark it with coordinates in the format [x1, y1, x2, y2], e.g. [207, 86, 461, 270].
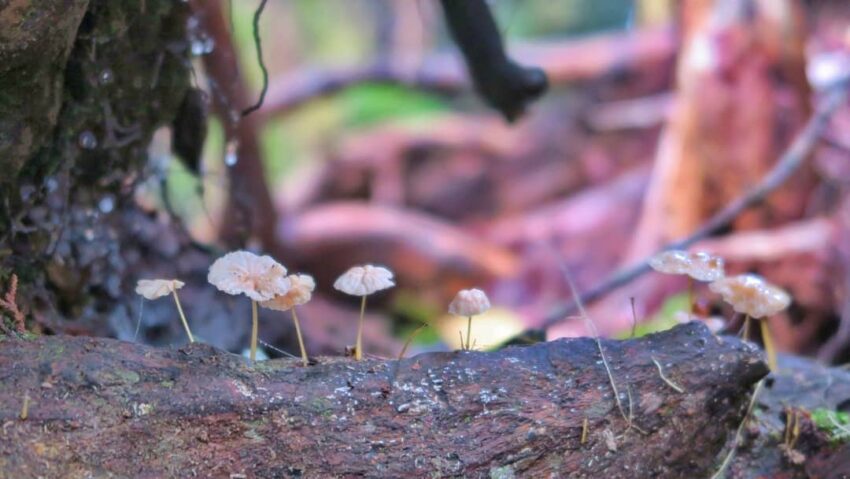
[0, 0, 89, 177]
[0, 0, 193, 338]
[0, 323, 766, 478]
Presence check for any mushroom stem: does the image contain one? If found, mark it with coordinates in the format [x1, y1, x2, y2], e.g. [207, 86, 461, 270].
[398, 323, 427, 360]
[742, 315, 751, 341]
[171, 290, 194, 343]
[290, 308, 308, 367]
[355, 295, 367, 361]
[250, 300, 259, 364]
[687, 277, 695, 314]
[759, 319, 777, 371]
[465, 316, 473, 350]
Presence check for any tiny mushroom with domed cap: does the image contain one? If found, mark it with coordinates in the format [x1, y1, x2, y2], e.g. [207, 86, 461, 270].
[709, 273, 791, 370]
[208, 251, 291, 364]
[649, 250, 725, 313]
[333, 265, 395, 361]
[260, 274, 315, 367]
[135, 279, 193, 343]
[449, 288, 491, 351]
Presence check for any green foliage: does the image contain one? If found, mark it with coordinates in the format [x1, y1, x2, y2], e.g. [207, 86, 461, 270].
[811, 408, 850, 444]
[492, 0, 634, 39]
[338, 85, 447, 128]
[617, 293, 690, 339]
[392, 291, 441, 346]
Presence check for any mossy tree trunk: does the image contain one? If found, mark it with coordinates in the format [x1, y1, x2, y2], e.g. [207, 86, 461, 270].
[0, 0, 192, 335]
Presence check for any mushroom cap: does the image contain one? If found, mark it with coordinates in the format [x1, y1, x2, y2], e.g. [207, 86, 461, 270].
[207, 251, 290, 302]
[688, 252, 725, 282]
[448, 288, 491, 316]
[709, 274, 791, 319]
[648, 250, 725, 281]
[260, 274, 316, 312]
[135, 279, 184, 300]
[648, 250, 692, 275]
[333, 264, 394, 296]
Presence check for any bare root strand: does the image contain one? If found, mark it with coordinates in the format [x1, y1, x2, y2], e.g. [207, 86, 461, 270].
[561, 264, 629, 423]
[241, 0, 270, 117]
[652, 357, 685, 393]
[711, 379, 765, 479]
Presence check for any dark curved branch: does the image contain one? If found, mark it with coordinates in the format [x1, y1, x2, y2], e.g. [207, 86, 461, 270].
[440, 0, 548, 121]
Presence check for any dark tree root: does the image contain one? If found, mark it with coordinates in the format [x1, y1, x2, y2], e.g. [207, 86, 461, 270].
[0, 323, 766, 478]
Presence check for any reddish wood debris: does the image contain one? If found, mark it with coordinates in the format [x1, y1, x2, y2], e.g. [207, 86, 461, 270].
[0, 323, 765, 478]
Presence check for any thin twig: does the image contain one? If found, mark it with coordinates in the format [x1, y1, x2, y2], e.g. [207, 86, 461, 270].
[561, 264, 628, 423]
[624, 386, 648, 435]
[652, 357, 685, 393]
[629, 297, 638, 338]
[241, 0, 269, 117]
[539, 81, 849, 331]
[19, 392, 29, 420]
[711, 379, 765, 479]
[133, 297, 144, 342]
[398, 323, 427, 360]
[257, 338, 299, 360]
[581, 417, 589, 444]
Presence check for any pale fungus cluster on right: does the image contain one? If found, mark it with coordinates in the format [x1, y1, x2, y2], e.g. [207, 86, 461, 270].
[650, 249, 791, 370]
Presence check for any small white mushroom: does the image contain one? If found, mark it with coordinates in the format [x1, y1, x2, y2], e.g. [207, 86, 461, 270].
[649, 250, 725, 281]
[208, 251, 291, 364]
[333, 265, 395, 361]
[333, 265, 394, 297]
[208, 250, 290, 302]
[709, 274, 791, 370]
[649, 250, 725, 313]
[135, 279, 193, 343]
[260, 274, 315, 366]
[686, 252, 725, 282]
[648, 250, 693, 276]
[449, 288, 491, 350]
[709, 274, 790, 319]
[261, 274, 315, 312]
[135, 279, 184, 300]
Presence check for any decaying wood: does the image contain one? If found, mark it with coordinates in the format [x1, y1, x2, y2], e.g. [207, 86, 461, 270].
[0, 323, 766, 478]
[728, 355, 850, 478]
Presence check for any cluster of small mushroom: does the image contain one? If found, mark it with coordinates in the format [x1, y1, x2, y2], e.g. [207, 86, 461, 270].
[649, 249, 791, 370]
[136, 251, 493, 366]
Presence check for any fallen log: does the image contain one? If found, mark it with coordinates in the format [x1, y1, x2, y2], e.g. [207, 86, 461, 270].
[0, 323, 766, 478]
[728, 355, 850, 479]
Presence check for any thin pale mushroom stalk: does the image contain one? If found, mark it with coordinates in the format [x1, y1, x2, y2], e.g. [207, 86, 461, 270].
[135, 279, 193, 343]
[171, 288, 193, 343]
[448, 288, 491, 351]
[207, 251, 291, 365]
[709, 274, 790, 371]
[333, 265, 395, 361]
[260, 274, 314, 367]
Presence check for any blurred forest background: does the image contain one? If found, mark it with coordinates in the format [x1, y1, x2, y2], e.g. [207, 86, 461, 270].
[4, 0, 850, 366]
